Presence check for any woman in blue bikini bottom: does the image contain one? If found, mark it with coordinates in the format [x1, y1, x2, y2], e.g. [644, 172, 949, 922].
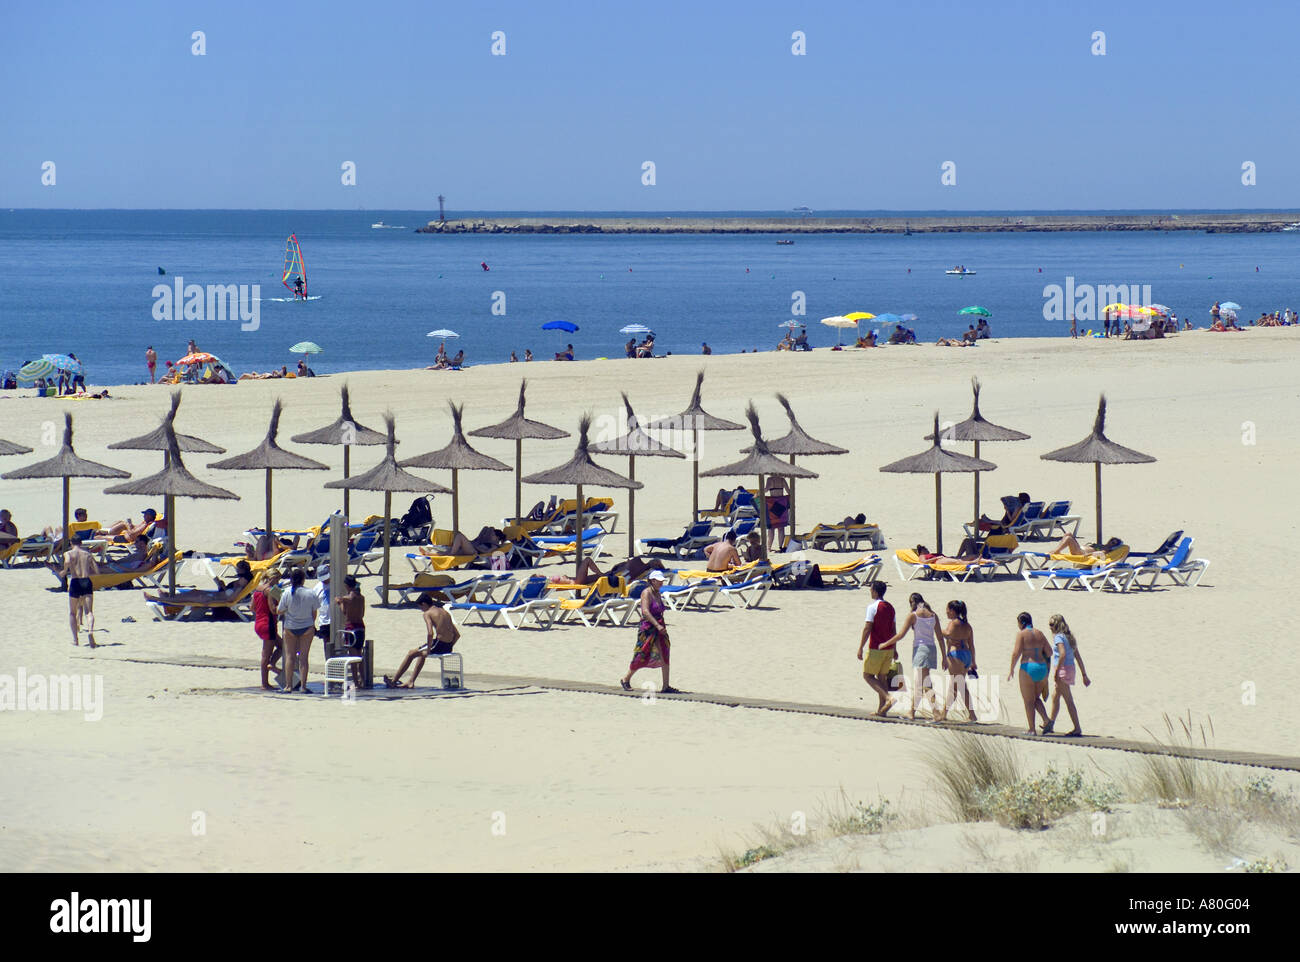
[1009, 611, 1053, 734]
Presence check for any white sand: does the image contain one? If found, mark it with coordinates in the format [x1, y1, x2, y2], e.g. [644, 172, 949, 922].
[1, 330, 1297, 871]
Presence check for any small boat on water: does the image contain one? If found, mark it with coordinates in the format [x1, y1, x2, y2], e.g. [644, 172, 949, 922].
[776, 239, 794, 245]
[945, 266, 976, 276]
[371, 221, 386, 228]
[1283, 223, 1300, 232]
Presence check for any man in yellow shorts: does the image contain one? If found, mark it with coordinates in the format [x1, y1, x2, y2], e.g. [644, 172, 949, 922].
[857, 580, 898, 716]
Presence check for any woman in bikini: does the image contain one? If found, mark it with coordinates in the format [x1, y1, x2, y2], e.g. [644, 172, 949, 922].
[1007, 612, 1053, 735]
[935, 600, 977, 722]
[1043, 614, 1090, 736]
[884, 593, 942, 719]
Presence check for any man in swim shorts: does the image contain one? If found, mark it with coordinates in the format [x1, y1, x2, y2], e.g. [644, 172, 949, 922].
[60, 542, 98, 647]
[384, 594, 460, 689]
[857, 581, 897, 715]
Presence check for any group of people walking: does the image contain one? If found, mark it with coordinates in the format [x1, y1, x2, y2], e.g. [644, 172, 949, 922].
[857, 581, 1090, 735]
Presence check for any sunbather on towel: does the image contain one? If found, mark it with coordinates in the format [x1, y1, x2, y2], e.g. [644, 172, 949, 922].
[1047, 534, 1123, 560]
[106, 535, 155, 572]
[704, 531, 741, 571]
[913, 543, 982, 565]
[98, 507, 157, 541]
[429, 526, 507, 556]
[560, 555, 666, 587]
[146, 560, 253, 605]
[385, 594, 460, 689]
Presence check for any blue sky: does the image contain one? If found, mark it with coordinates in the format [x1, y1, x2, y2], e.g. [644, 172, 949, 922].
[3, 0, 1297, 210]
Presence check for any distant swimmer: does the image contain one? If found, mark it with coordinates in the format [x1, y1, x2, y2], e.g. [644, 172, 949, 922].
[158, 267, 166, 275]
[481, 262, 490, 271]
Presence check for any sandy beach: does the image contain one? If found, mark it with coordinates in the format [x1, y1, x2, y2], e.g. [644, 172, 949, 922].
[3, 330, 1298, 872]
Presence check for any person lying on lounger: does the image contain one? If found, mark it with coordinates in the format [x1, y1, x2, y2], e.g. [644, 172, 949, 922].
[1047, 534, 1124, 560]
[427, 526, 508, 557]
[144, 560, 253, 605]
[558, 555, 667, 587]
[104, 535, 156, 573]
[975, 493, 1029, 533]
[97, 508, 158, 541]
[913, 541, 983, 564]
[384, 594, 460, 689]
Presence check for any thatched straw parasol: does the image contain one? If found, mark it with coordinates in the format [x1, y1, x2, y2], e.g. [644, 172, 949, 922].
[591, 392, 685, 555]
[645, 370, 745, 518]
[925, 377, 1030, 529]
[1040, 395, 1155, 543]
[108, 391, 227, 457]
[701, 403, 818, 561]
[399, 402, 509, 534]
[522, 414, 643, 576]
[741, 393, 848, 540]
[290, 384, 388, 516]
[468, 379, 570, 523]
[880, 413, 996, 554]
[102, 417, 238, 595]
[207, 400, 328, 536]
[0, 438, 33, 457]
[324, 414, 449, 606]
[2, 412, 130, 560]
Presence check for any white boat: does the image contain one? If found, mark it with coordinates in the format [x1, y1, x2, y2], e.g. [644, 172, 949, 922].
[945, 267, 976, 275]
[371, 221, 385, 228]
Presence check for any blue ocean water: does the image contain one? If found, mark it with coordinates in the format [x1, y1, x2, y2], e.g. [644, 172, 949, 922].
[1, 209, 1297, 386]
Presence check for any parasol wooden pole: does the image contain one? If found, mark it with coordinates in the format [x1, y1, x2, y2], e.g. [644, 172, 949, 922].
[167, 493, 176, 595]
[935, 472, 943, 556]
[265, 468, 273, 538]
[973, 440, 981, 532]
[575, 483, 584, 578]
[628, 454, 636, 558]
[343, 446, 351, 516]
[61, 477, 70, 557]
[1095, 461, 1103, 544]
[451, 468, 460, 534]
[381, 491, 392, 606]
[514, 439, 523, 523]
[691, 428, 699, 519]
[757, 473, 769, 562]
[788, 454, 797, 551]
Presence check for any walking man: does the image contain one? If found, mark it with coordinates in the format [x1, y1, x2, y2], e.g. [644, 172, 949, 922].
[856, 580, 897, 715]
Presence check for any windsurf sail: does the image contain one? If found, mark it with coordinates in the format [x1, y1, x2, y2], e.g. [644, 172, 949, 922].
[281, 234, 307, 297]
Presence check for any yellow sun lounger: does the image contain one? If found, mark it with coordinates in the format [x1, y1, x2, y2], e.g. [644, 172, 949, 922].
[894, 549, 993, 582]
[144, 568, 268, 622]
[90, 551, 183, 591]
[1045, 546, 1129, 568]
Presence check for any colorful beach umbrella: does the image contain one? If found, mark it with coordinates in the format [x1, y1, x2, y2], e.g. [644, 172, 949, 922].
[777, 320, 800, 329]
[42, 354, 84, 376]
[959, 306, 992, 317]
[542, 320, 579, 333]
[1220, 302, 1242, 311]
[176, 352, 219, 366]
[289, 341, 323, 355]
[843, 312, 875, 321]
[17, 359, 57, 383]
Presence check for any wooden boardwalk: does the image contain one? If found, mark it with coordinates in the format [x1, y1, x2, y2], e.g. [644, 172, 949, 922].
[110, 653, 1300, 773]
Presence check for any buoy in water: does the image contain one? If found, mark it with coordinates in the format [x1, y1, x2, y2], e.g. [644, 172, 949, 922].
[158, 267, 166, 275]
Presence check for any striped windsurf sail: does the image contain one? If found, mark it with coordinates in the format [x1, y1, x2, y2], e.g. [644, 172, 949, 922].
[281, 234, 307, 296]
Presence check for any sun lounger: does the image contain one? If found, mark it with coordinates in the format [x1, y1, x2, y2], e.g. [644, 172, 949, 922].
[1022, 562, 1134, 593]
[0, 536, 55, 568]
[817, 556, 883, 586]
[638, 521, 714, 559]
[893, 549, 994, 583]
[598, 582, 649, 627]
[659, 578, 722, 611]
[382, 571, 485, 606]
[144, 568, 268, 621]
[674, 560, 769, 584]
[1023, 500, 1081, 540]
[717, 574, 773, 609]
[696, 488, 758, 524]
[1112, 537, 1210, 590]
[450, 575, 559, 629]
[1124, 530, 1184, 562]
[533, 527, 608, 561]
[89, 551, 183, 591]
[556, 576, 627, 626]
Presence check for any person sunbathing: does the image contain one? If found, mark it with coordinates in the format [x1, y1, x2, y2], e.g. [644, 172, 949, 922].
[427, 526, 507, 557]
[1048, 534, 1123, 559]
[976, 493, 1029, 533]
[104, 535, 156, 573]
[913, 543, 982, 564]
[839, 512, 869, 527]
[145, 560, 254, 605]
[98, 508, 158, 542]
[559, 555, 666, 587]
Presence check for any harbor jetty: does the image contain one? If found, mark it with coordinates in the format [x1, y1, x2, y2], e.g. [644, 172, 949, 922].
[418, 211, 1300, 235]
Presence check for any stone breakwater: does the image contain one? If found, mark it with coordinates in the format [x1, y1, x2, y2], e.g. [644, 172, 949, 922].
[418, 213, 1300, 234]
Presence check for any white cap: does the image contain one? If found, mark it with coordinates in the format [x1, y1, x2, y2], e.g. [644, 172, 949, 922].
[647, 570, 668, 582]
[317, 564, 330, 580]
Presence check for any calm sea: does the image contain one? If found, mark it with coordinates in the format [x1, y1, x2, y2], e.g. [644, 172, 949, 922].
[2, 209, 1297, 386]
